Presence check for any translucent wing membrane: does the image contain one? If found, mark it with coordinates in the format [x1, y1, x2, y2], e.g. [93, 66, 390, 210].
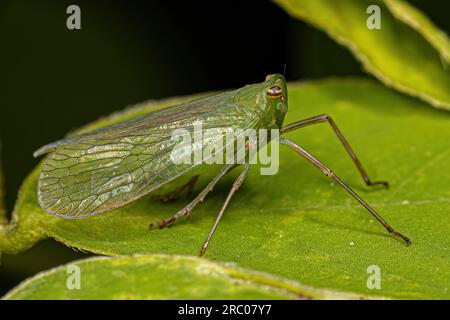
[36, 92, 259, 218]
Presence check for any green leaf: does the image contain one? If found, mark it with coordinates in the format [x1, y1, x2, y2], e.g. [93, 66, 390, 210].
[2, 254, 368, 300]
[276, 0, 450, 110]
[384, 0, 450, 64]
[1, 77, 449, 299]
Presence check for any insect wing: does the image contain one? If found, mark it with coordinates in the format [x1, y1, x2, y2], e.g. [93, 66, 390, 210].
[37, 92, 258, 218]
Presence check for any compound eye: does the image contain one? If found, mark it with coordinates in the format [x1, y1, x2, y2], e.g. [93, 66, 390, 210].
[266, 85, 282, 98]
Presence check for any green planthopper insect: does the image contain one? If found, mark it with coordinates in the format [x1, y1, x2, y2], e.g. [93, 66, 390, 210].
[34, 74, 410, 255]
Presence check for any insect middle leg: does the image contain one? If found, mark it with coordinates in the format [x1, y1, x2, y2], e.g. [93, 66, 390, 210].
[149, 164, 237, 229]
[282, 114, 388, 188]
[152, 175, 199, 203]
[200, 163, 250, 256]
[279, 137, 410, 245]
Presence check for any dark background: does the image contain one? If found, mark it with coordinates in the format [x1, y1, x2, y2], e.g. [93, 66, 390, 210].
[0, 0, 448, 295]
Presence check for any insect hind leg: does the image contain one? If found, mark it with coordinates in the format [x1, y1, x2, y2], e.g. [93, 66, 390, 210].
[152, 175, 199, 203]
[149, 164, 236, 229]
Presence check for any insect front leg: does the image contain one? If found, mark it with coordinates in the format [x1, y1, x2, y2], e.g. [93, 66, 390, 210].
[281, 114, 388, 188]
[152, 175, 199, 203]
[279, 137, 410, 245]
[149, 164, 236, 229]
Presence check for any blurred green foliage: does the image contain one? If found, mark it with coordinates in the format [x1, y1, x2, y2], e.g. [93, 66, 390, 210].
[4, 255, 372, 300]
[277, 0, 450, 109]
